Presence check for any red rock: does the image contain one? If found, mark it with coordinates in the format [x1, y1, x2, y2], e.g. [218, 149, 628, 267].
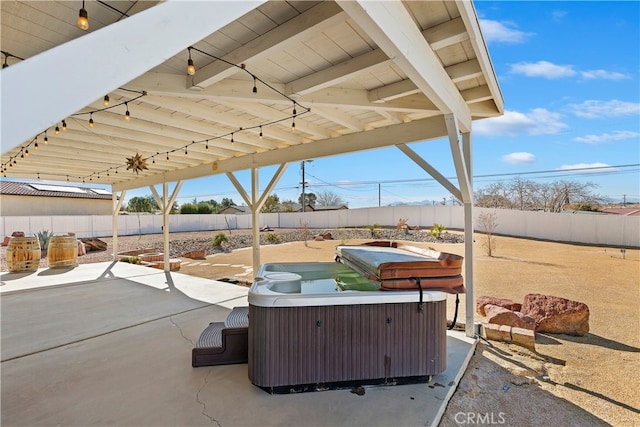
[477, 296, 522, 316]
[521, 294, 590, 336]
[11, 231, 25, 237]
[183, 250, 206, 259]
[1, 236, 10, 246]
[484, 304, 535, 330]
[322, 232, 333, 240]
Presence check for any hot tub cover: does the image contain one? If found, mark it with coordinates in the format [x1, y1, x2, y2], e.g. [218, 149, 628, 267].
[335, 241, 465, 294]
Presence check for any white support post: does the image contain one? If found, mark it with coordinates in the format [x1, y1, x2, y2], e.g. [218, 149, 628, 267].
[251, 168, 260, 275]
[225, 165, 288, 276]
[150, 181, 182, 272]
[462, 131, 475, 337]
[111, 189, 126, 261]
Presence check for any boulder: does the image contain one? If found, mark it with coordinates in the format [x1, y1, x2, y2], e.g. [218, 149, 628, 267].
[314, 235, 324, 241]
[521, 293, 589, 336]
[484, 304, 535, 330]
[11, 231, 25, 237]
[183, 250, 206, 259]
[77, 240, 86, 256]
[477, 296, 522, 316]
[81, 238, 107, 252]
[322, 232, 333, 240]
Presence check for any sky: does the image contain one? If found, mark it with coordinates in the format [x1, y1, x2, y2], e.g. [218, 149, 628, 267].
[12, 1, 640, 208]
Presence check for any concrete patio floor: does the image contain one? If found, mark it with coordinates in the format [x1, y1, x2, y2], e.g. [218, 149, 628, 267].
[1, 262, 476, 427]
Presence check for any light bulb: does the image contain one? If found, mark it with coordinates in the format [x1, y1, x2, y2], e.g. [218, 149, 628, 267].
[103, 95, 110, 106]
[187, 59, 196, 76]
[62, 120, 67, 131]
[77, 5, 89, 30]
[55, 125, 60, 135]
[89, 114, 94, 128]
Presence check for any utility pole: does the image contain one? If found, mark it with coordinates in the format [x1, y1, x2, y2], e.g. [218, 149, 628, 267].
[301, 160, 313, 212]
[378, 183, 381, 207]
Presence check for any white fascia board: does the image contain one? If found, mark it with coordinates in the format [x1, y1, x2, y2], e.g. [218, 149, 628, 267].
[1, 0, 265, 154]
[337, 0, 472, 132]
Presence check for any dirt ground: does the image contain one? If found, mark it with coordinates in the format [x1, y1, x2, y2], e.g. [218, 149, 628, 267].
[176, 233, 640, 426]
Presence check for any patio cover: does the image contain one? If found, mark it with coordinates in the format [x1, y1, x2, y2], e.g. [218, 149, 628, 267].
[1, 0, 503, 336]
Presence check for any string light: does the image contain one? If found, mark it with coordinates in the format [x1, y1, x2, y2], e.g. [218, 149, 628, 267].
[252, 76, 257, 93]
[55, 125, 60, 135]
[89, 112, 94, 128]
[231, 133, 234, 145]
[77, 1, 89, 30]
[259, 126, 263, 140]
[103, 95, 110, 106]
[62, 120, 67, 131]
[44, 132, 48, 144]
[205, 141, 209, 151]
[187, 47, 196, 76]
[124, 102, 131, 120]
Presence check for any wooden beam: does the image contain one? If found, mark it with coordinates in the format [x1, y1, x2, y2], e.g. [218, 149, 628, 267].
[192, 2, 346, 88]
[337, 0, 472, 131]
[2, 0, 265, 153]
[112, 115, 448, 191]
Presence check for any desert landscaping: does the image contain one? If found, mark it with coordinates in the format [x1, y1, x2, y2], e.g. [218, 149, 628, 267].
[2, 228, 638, 425]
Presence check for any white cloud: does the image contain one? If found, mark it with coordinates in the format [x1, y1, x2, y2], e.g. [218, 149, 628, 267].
[501, 152, 536, 164]
[479, 19, 532, 43]
[474, 109, 568, 136]
[558, 163, 617, 172]
[573, 130, 640, 144]
[509, 60, 576, 79]
[568, 100, 640, 118]
[551, 10, 568, 21]
[581, 69, 630, 80]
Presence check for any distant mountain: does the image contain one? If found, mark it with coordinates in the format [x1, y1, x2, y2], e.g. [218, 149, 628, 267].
[386, 200, 437, 207]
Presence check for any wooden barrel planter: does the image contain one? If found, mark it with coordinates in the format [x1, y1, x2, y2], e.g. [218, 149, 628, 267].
[6, 236, 41, 273]
[48, 235, 78, 269]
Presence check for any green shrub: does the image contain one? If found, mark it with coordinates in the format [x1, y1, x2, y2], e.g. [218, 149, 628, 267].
[429, 223, 446, 239]
[212, 232, 229, 248]
[180, 203, 198, 214]
[36, 229, 53, 250]
[120, 256, 141, 264]
[364, 224, 379, 237]
[265, 233, 280, 244]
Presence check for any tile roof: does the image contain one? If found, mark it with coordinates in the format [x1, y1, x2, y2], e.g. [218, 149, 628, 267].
[0, 181, 112, 200]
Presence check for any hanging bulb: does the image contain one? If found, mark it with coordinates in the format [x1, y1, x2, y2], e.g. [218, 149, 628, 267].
[62, 120, 67, 131]
[291, 119, 296, 132]
[185, 147, 188, 156]
[166, 153, 170, 161]
[25, 149, 29, 157]
[187, 47, 196, 75]
[231, 133, 234, 145]
[20, 152, 24, 158]
[44, 132, 48, 144]
[103, 95, 110, 106]
[152, 158, 155, 164]
[259, 126, 263, 140]
[2, 53, 8, 69]
[124, 102, 131, 120]
[77, 1, 89, 30]
[292, 102, 297, 116]
[37, 173, 40, 180]
[35, 141, 39, 150]
[252, 76, 257, 94]
[205, 142, 209, 151]
[89, 113, 94, 128]
[55, 125, 60, 135]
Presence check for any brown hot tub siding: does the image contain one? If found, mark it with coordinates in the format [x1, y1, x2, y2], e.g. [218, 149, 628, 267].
[248, 301, 446, 388]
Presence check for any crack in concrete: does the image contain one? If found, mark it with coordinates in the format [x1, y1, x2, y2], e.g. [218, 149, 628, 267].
[169, 316, 195, 347]
[196, 368, 222, 426]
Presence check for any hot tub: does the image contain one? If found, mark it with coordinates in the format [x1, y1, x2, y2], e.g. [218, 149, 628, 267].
[248, 262, 447, 393]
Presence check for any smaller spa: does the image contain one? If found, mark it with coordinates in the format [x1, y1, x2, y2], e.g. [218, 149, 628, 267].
[248, 243, 463, 393]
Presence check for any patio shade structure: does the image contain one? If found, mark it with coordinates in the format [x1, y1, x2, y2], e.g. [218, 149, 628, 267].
[1, 0, 503, 337]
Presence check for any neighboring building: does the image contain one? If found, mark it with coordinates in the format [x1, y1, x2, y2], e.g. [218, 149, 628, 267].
[218, 205, 251, 215]
[0, 181, 113, 215]
[313, 205, 349, 212]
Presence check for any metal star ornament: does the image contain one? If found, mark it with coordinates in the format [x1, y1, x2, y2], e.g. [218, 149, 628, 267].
[125, 152, 148, 174]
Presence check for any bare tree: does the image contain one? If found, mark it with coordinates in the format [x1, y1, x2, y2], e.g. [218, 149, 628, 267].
[316, 191, 347, 207]
[477, 211, 498, 257]
[475, 178, 604, 212]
